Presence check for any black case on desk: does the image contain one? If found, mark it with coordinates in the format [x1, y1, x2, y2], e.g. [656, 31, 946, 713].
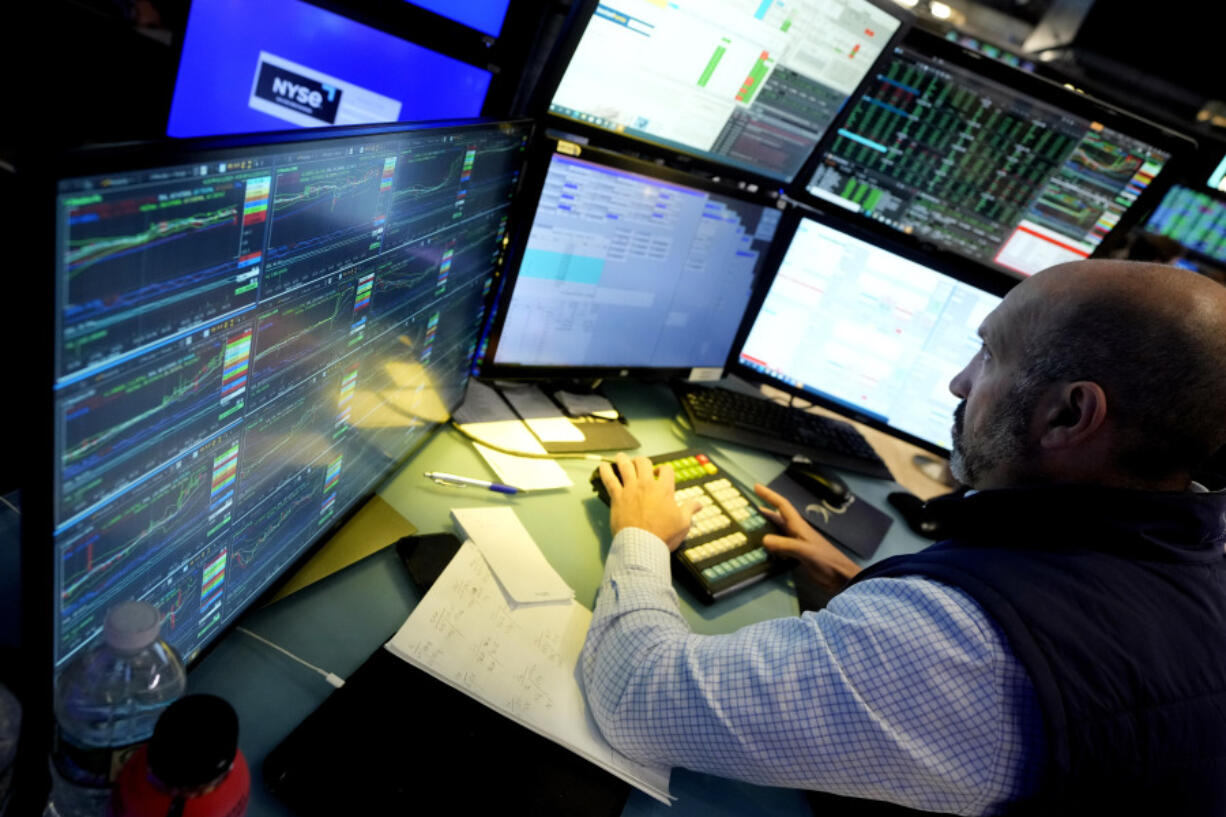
[263, 535, 631, 816]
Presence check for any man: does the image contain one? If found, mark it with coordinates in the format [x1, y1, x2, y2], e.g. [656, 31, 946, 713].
[580, 260, 1226, 815]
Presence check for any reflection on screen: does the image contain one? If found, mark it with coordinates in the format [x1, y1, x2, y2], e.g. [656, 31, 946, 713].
[550, 0, 900, 181]
[53, 122, 528, 668]
[493, 153, 779, 370]
[168, 0, 492, 138]
[807, 45, 1171, 276]
[1145, 185, 1226, 263]
[738, 218, 1002, 451]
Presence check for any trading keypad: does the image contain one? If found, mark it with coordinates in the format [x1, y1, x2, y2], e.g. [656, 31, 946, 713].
[591, 449, 788, 603]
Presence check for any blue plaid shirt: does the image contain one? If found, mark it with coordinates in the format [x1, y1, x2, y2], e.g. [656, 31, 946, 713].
[580, 528, 1046, 816]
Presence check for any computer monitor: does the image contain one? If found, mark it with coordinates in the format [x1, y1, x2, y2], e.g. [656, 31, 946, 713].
[731, 213, 1013, 457]
[167, 0, 493, 138]
[804, 28, 1193, 278]
[45, 119, 529, 674]
[546, 0, 903, 181]
[1143, 185, 1226, 265]
[408, 0, 512, 37]
[481, 143, 782, 380]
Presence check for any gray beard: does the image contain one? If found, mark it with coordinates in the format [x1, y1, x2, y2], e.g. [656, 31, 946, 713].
[949, 387, 1035, 488]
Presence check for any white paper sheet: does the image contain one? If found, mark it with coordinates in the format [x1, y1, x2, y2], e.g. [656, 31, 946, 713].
[385, 542, 673, 804]
[451, 507, 574, 604]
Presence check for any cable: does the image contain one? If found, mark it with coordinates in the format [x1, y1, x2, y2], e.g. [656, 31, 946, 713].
[236, 627, 345, 689]
[0, 494, 19, 517]
[449, 421, 611, 461]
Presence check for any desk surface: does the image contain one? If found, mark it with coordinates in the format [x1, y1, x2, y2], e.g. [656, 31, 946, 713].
[187, 379, 940, 817]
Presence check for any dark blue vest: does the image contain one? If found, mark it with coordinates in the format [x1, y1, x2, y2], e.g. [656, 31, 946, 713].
[847, 485, 1226, 815]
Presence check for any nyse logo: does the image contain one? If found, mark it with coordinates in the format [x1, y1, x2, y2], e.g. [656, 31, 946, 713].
[254, 62, 342, 123]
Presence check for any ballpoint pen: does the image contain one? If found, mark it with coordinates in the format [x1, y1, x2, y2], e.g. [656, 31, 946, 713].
[424, 471, 521, 494]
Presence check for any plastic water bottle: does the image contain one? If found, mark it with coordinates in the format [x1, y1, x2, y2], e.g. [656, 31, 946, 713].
[45, 601, 187, 817]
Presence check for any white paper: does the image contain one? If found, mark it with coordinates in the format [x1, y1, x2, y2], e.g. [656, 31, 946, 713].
[385, 542, 673, 804]
[500, 385, 585, 443]
[451, 507, 574, 604]
[459, 420, 573, 491]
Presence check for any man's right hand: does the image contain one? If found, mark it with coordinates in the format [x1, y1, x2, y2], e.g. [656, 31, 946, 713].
[754, 483, 861, 594]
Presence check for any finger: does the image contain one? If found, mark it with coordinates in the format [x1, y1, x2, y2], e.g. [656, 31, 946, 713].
[758, 506, 784, 527]
[657, 463, 676, 492]
[761, 534, 810, 559]
[615, 452, 636, 488]
[754, 483, 806, 527]
[632, 455, 655, 483]
[598, 462, 623, 498]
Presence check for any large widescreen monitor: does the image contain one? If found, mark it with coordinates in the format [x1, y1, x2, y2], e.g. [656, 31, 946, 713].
[168, 0, 493, 138]
[804, 29, 1193, 277]
[482, 144, 782, 380]
[47, 119, 529, 673]
[732, 214, 1012, 456]
[547, 0, 903, 181]
[1143, 184, 1226, 265]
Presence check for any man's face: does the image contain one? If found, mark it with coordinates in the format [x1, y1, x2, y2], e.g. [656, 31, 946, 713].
[947, 297, 1038, 488]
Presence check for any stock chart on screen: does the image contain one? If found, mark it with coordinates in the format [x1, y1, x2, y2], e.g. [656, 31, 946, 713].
[806, 43, 1172, 276]
[53, 122, 528, 668]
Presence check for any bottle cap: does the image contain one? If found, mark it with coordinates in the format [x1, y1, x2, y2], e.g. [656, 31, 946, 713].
[103, 601, 162, 653]
[148, 694, 239, 791]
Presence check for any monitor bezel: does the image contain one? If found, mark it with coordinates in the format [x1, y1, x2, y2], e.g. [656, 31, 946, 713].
[527, 0, 911, 187]
[725, 207, 1018, 459]
[478, 134, 785, 383]
[29, 117, 534, 700]
[788, 25, 1200, 280]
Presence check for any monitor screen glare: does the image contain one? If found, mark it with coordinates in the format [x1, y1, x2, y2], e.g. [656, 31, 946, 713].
[491, 152, 780, 371]
[549, 0, 901, 181]
[738, 217, 1003, 452]
[806, 44, 1172, 276]
[53, 121, 528, 669]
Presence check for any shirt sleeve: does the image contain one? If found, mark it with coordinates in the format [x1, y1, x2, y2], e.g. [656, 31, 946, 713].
[579, 528, 1044, 817]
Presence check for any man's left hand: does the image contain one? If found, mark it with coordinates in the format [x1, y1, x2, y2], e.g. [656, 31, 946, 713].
[599, 452, 704, 551]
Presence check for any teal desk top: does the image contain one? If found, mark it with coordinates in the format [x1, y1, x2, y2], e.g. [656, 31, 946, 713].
[187, 380, 934, 816]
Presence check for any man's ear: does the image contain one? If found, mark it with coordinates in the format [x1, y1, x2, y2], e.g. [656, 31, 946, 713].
[1038, 381, 1108, 450]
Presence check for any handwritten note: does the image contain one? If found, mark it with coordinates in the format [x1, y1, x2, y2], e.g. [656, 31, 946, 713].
[385, 542, 672, 803]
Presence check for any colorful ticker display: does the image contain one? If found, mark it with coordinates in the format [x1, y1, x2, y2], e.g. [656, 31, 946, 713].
[53, 122, 529, 669]
[807, 46, 1171, 276]
[1144, 185, 1226, 263]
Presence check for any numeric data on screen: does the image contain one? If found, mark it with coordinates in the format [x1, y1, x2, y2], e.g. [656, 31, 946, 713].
[550, 0, 900, 180]
[493, 154, 779, 369]
[738, 218, 1002, 450]
[807, 47, 1169, 276]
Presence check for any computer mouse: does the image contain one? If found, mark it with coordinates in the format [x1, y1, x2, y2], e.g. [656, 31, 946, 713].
[785, 460, 851, 508]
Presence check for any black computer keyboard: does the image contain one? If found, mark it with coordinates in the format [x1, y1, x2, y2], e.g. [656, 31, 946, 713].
[591, 448, 790, 603]
[673, 382, 893, 480]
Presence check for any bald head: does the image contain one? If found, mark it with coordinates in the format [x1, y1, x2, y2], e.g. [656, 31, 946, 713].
[1006, 259, 1226, 482]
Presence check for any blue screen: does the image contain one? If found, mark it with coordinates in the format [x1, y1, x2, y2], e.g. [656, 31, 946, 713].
[408, 0, 511, 37]
[169, 0, 493, 138]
